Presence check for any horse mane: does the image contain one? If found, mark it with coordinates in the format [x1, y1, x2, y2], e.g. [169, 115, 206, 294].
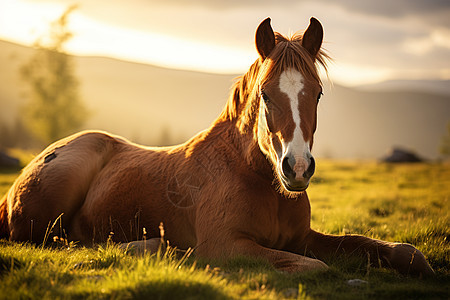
[219, 31, 329, 125]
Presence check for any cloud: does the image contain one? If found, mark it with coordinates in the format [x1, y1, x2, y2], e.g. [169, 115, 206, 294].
[135, 0, 301, 10]
[320, 0, 449, 16]
[316, 0, 450, 27]
[402, 28, 450, 55]
[104, 0, 450, 17]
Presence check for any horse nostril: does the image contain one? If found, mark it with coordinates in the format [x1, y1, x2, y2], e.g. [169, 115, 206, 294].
[303, 156, 315, 179]
[282, 156, 296, 180]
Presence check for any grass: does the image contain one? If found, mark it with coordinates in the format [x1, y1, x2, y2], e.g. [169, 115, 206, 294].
[0, 160, 449, 299]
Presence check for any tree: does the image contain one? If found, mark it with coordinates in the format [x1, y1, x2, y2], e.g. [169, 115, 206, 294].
[20, 5, 88, 145]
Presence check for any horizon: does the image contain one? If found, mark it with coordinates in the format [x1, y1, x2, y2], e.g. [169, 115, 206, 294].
[1, 0, 449, 87]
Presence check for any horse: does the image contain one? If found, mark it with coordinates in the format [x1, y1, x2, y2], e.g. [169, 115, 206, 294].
[0, 17, 434, 276]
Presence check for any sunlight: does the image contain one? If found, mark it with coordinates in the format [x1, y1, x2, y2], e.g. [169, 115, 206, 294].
[0, 0, 253, 74]
[0, 0, 65, 45]
[67, 13, 253, 74]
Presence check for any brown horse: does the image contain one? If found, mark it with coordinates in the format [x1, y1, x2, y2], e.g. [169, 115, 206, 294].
[0, 17, 433, 276]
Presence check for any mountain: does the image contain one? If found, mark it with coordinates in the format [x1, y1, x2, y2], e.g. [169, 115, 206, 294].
[1, 39, 449, 159]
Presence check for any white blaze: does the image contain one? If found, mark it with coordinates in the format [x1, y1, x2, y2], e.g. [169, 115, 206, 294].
[279, 68, 311, 178]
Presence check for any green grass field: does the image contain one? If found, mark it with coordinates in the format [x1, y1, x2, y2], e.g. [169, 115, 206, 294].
[0, 160, 449, 299]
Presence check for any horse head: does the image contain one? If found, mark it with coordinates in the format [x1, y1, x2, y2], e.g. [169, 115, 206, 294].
[254, 18, 325, 193]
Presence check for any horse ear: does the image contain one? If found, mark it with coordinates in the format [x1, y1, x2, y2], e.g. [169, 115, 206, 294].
[302, 17, 323, 59]
[255, 17, 275, 60]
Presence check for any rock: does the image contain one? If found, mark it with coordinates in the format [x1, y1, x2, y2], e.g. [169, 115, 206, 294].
[0, 151, 20, 168]
[346, 279, 368, 287]
[381, 147, 423, 163]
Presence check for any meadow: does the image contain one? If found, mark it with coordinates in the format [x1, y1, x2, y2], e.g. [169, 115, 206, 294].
[0, 159, 449, 299]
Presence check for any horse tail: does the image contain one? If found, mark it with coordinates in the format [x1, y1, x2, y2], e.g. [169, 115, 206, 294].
[0, 193, 9, 240]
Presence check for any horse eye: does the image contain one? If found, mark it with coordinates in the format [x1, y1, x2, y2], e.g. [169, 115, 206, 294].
[317, 92, 323, 102]
[261, 91, 270, 104]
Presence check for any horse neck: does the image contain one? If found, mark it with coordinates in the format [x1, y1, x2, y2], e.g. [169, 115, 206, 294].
[208, 61, 273, 178]
[207, 119, 271, 176]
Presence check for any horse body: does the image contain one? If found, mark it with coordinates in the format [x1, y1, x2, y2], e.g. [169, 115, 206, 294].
[5, 125, 312, 256]
[0, 17, 434, 276]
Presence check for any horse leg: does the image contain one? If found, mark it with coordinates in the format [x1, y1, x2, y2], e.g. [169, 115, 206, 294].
[303, 229, 434, 276]
[198, 238, 328, 273]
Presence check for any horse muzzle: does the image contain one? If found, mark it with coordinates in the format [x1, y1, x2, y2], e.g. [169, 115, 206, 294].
[279, 155, 315, 192]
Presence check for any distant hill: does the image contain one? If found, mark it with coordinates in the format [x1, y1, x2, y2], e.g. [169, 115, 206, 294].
[356, 80, 450, 97]
[1, 39, 449, 159]
[317, 84, 449, 159]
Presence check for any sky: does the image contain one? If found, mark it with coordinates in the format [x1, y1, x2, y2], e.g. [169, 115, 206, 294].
[0, 0, 449, 86]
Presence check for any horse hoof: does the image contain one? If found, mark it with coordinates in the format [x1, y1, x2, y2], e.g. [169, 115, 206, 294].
[389, 243, 435, 277]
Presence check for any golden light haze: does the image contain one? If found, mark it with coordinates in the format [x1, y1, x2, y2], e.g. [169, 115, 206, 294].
[1, 0, 449, 86]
